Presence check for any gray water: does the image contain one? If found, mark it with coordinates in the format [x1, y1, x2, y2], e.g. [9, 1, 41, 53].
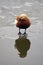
[0, 0, 43, 65]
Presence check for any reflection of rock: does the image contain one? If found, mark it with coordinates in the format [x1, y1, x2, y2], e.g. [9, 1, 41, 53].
[15, 34, 31, 58]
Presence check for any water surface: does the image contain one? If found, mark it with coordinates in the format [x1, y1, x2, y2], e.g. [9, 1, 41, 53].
[0, 0, 43, 65]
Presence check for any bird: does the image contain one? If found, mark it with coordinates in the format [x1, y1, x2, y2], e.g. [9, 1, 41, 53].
[15, 14, 31, 34]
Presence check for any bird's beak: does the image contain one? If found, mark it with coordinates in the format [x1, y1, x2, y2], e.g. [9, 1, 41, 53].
[14, 19, 18, 24]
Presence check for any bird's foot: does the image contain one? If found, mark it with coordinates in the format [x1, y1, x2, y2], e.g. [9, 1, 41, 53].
[23, 32, 26, 34]
[18, 32, 21, 35]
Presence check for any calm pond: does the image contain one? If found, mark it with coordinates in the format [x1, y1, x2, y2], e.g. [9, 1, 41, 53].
[0, 0, 43, 65]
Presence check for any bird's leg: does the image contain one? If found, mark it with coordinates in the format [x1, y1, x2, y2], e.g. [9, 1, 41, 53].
[18, 28, 21, 34]
[24, 29, 26, 34]
[19, 28, 20, 33]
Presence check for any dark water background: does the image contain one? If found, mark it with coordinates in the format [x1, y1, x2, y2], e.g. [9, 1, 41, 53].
[0, 0, 43, 65]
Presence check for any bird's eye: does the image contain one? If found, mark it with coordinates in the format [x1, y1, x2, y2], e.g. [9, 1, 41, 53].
[18, 19, 21, 21]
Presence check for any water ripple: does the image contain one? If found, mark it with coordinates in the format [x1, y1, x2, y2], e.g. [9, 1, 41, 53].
[24, 2, 33, 6]
[0, 15, 6, 19]
[2, 5, 10, 10]
[11, 5, 22, 9]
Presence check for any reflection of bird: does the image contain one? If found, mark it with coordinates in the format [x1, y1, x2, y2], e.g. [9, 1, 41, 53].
[14, 34, 31, 58]
[15, 14, 31, 34]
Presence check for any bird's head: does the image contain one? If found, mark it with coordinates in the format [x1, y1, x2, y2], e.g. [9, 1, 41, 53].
[14, 14, 28, 24]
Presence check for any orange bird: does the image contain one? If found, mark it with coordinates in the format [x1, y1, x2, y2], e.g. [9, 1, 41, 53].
[15, 14, 31, 34]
